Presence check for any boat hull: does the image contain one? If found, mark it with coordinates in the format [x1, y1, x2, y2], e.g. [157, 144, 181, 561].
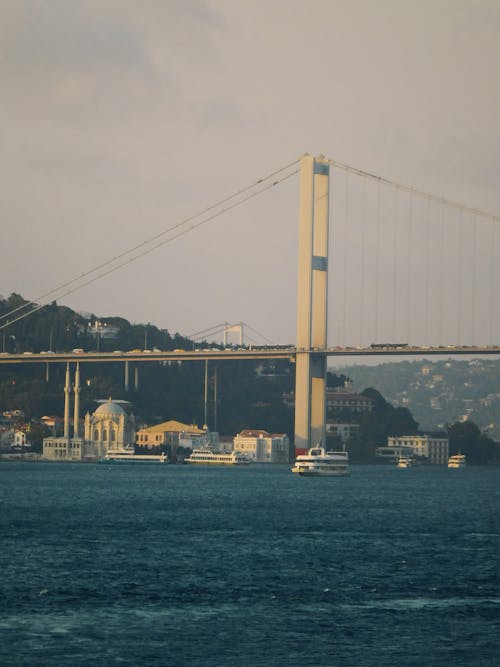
[292, 468, 349, 477]
[185, 460, 249, 466]
[185, 449, 251, 465]
[99, 455, 167, 464]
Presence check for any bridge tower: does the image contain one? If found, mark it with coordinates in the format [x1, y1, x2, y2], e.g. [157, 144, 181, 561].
[294, 154, 330, 451]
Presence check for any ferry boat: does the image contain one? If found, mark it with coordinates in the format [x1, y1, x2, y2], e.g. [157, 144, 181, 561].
[101, 449, 167, 464]
[448, 453, 466, 469]
[291, 446, 349, 476]
[185, 448, 251, 465]
[396, 456, 413, 468]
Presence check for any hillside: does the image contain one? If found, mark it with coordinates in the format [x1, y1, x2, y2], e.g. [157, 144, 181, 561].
[0, 293, 295, 438]
[336, 358, 500, 440]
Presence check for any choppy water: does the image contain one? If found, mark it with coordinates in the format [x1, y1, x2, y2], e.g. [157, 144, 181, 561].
[0, 462, 499, 666]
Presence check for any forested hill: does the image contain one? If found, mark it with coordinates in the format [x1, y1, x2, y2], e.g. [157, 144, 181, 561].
[337, 358, 500, 440]
[0, 293, 295, 436]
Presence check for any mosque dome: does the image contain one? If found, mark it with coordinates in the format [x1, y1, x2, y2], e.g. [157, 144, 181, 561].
[94, 400, 125, 417]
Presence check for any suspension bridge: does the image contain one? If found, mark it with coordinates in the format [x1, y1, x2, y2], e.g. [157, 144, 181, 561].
[1, 153, 499, 448]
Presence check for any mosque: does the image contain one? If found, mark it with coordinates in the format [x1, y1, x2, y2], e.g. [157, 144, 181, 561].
[42, 364, 136, 461]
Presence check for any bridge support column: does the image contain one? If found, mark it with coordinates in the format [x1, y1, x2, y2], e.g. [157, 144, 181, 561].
[73, 363, 80, 438]
[63, 363, 71, 439]
[124, 361, 129, 392]
[294, 154, 330, 451]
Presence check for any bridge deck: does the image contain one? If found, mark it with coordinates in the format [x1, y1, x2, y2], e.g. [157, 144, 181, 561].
[1, 346, 500, 364]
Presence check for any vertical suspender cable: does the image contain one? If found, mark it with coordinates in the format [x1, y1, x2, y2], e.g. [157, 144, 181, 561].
[489, 220, 496, 345]
[392, 187, 398, 341]
[342, 168, 349, 347]
[331, 168, 341, 347]
[424, 197, 431, 345]
[407, 193, 413, 344]
[439, 203, 445, 346]
[458, 210, 463, 344]
[471, 213, 477, 346]
[374, 179, 381, 343]
[360, 176, 367, 346]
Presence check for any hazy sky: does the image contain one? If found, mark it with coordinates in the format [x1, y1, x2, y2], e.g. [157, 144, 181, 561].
[1, 0, 499, 345]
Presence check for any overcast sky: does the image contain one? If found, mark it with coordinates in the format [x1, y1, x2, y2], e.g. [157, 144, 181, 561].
[1, 0, 499, 346]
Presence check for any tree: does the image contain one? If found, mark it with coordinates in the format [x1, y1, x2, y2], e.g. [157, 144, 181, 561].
[344, 388, 419, 462]
[447, 420, 497, 464]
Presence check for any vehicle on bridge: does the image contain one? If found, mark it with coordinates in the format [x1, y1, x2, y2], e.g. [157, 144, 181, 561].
[370, 343, 408, 350]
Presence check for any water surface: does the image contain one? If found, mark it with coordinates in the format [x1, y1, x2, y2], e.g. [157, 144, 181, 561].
[1, 463, 498, 666]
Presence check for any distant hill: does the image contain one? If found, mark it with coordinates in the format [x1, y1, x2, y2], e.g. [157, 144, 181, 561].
[335, 358, 500, 440]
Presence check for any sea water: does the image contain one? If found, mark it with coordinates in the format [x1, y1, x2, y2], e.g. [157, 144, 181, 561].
[0, 462, 498, 666]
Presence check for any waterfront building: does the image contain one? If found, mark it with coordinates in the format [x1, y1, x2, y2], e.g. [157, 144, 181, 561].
[233, 429, 290, 463]
[84, 399, 136, 459]
[384, 434, 449, 464]
[375, 444, 415, 462]
[43, 434, 87, 461]
[390, 434, 449, 464]
[136, 420, 215, 450]
[0, 428, 30, 451]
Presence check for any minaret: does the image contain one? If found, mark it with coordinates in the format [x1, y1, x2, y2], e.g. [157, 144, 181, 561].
[73, 363, 80, 438]
[63, 363, 71, 439]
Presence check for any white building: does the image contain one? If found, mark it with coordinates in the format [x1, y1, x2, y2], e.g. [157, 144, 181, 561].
[233, 429, 290, 463]
[84, 399, 136, 459]
[387, 434, 449, 464]
[326, 422, 359, 442]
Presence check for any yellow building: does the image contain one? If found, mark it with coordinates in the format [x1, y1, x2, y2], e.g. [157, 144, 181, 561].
[136, 420, 212, 450]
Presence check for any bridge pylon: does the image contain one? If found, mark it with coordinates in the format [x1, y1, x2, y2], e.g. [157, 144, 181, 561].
[294, 154, 330, 451]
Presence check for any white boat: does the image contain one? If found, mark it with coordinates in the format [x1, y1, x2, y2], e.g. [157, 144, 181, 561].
[291, 446, 349, 476]
[448, 454, 466, 469]
[397, 456, 413, 468]
[185, 448, 251, 465]
[101, 449, 167, 464]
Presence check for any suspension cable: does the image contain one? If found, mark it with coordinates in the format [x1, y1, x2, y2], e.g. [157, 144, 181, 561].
[329, 159, 500, 222]
[0, 163, 298, 331]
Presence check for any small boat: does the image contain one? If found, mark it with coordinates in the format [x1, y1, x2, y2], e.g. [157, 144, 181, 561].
[448, 454, 466, 469]
[291, 446, 349, 476]
[396, 456, 413, 468]
[101, 449, 167, 464]
[185, 448, 251, 465]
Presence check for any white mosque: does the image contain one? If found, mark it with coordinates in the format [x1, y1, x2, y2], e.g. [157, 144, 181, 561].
[43, 364, 136, 462]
